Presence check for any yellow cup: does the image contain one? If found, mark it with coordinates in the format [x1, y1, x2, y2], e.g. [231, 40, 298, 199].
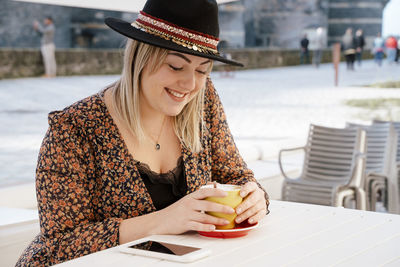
[203, 184, 243, 229]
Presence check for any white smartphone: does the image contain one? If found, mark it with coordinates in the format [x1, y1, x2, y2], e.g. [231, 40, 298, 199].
[119, 237, 211, 263]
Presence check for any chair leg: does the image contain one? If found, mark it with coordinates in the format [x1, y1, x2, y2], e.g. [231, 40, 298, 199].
[335, 189, 354, 208]
[370, 180, 386, 212]
[365, 176, 373, 211]
[344, 195, 356, 209]
[370, 186, 377, 211]
[338, 188, 367, 210]
[366, 178, 385, 211]
[281, 183, 288, 201]
[355, 188, 367, 210]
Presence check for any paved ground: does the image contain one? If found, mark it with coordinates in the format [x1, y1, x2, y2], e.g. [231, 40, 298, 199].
[0, 60, 399, 187]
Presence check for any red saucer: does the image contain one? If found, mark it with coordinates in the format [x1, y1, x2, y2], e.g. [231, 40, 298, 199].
[198, 221, 259, 238]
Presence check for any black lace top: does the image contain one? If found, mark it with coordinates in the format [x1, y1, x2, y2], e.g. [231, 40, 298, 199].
[135, 156, 187, 210]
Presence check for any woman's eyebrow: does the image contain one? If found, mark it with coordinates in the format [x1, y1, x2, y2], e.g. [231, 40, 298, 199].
[168, 52, 191, 63]
[168, 52, 211, 65]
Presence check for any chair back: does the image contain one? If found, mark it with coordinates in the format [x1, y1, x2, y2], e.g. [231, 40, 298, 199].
[302, 124, 363, 184]
[348, 122, 395, 175]
[373, 120, 400, 162]
[394, 122, 400, 162]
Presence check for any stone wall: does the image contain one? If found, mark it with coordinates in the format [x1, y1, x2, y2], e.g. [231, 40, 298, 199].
[224, 48, 331, 70]
[0, 48, 124, 79]
[0, 47, 373, 79]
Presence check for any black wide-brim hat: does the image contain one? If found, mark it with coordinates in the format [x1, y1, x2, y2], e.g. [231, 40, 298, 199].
[105, 0, 243, 67]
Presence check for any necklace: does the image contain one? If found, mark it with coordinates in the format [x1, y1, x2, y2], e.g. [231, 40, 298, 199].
[148, 116, 167, 151]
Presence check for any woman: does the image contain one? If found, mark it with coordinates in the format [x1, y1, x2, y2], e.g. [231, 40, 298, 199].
[16, 0, 269, 265]
[373, 32, 385, 66]
[342, 28, 356, 70]
[385, 36, 398, 64]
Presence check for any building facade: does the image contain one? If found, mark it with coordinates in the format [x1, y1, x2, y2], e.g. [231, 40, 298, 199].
[0, 0, 135, 49]
[327, 0, 389, 47]
[235, 0, 389, 49]
[0, 0, 389, 50]
[242, 0, 329, 48]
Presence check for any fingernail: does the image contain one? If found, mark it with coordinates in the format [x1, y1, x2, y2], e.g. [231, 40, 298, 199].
[229, 208, 235, 213]
[236, 208, 242, 214]
[240, 191, 246, 197]
[249, 218, 254, 223]
[223, 220, 230, 225]
[210, 225, 215, 231]
[236, 217, 242, 223]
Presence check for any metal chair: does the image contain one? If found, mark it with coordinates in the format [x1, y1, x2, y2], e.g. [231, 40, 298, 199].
[346, 122, 399, 214]
[371, 120, 400, 213]
[279, 124, 366, 209]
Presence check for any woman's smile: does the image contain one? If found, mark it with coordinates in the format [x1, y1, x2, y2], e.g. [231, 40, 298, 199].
[165, 87, 188, 102]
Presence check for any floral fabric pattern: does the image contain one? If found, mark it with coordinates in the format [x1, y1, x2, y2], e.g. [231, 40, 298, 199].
[16, 78, 267, 266]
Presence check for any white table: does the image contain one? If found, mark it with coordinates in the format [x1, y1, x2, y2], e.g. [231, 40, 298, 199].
[57, 200, 400, 267]
[0, 207, 39, 267]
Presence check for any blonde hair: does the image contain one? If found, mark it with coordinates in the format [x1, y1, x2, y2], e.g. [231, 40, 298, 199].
[111, 39, 210, 153]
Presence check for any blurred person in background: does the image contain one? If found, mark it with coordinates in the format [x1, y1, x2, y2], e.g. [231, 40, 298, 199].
[385, 35, 398, 64]
[342, 28, 356, 70]
[372, 32, 385, 66]
[300, 33, 309, 64]
[396, 36, 400, 63]
[33, 16, 57, 77]
[354, 29, 365, 67]
[312, 27, 324, 68]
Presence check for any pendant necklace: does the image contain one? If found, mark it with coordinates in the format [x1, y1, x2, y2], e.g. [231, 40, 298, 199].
[149, 116, 167, 151]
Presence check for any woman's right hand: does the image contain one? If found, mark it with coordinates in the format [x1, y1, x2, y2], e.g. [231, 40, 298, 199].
[155, 187, 235, 234]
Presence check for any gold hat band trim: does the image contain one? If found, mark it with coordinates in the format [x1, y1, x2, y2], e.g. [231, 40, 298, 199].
[132, 21, 219, 55]
[136, 12, 219, 48]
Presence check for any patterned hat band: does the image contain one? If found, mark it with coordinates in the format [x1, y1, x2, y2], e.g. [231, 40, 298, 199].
[131, 11, 220, 55]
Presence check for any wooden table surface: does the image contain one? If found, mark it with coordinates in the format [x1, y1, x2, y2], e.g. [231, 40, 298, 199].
[56, 200, 400, 267]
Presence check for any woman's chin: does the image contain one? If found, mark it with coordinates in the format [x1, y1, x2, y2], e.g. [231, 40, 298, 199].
[163, 107, 185, 117]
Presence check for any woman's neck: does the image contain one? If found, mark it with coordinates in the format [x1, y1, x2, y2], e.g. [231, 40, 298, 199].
[139, 92, 172, 136]
[140, 107, 169, 139]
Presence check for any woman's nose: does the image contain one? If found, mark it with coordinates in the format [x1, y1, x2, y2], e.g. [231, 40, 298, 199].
[178, 70, 196, 91]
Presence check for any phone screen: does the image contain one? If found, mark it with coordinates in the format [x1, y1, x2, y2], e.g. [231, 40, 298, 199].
[129, 241, 201, 256]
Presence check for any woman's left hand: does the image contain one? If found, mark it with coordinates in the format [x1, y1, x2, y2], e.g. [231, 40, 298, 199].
[235, 182, 267, 224]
